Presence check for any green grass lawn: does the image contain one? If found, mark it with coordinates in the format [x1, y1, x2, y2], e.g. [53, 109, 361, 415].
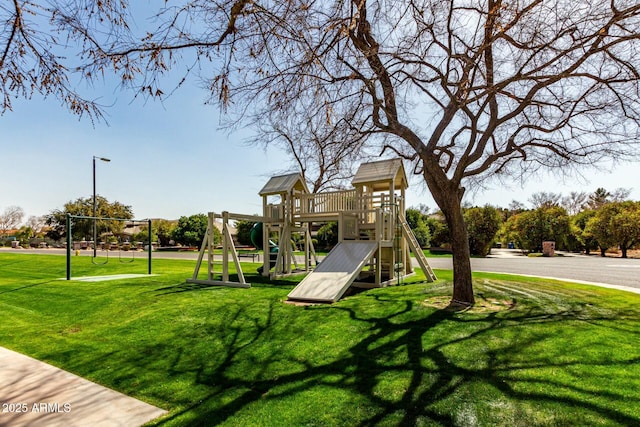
[423, 249, 453, 258]
[1, 252, 639, 426]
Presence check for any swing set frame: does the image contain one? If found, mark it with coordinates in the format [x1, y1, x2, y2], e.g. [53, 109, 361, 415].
[65, 214, 152, 280]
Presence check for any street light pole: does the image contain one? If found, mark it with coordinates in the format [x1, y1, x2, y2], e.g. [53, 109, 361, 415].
[93, 156, 111, 257]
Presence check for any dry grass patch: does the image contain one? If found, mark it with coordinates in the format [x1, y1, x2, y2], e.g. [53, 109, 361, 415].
[422, 295, 515, 313]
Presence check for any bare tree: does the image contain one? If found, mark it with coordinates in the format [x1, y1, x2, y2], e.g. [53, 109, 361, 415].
[562, 191, 589, 215]
[0, 206, 24, 236]
[251, 100, 372, 192]
[508, 200, 526, 214]
[584, 187, 631, 209]
[528, 192, 562, 209]
[25, 215, 47, 236]
[610, 187, 632, 202]
[0, 1, 132, 120]
[4, 1, 640, 305]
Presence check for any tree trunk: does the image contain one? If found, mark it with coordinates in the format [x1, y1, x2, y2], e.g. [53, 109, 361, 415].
[621, 246, 628, 258]
[437, 191, 475, 306]
[600, 247, 606, 257]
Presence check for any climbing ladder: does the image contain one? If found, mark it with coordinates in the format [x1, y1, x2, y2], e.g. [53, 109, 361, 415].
[398, 216, 437, 282]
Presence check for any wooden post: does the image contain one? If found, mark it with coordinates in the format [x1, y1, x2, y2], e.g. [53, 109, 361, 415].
[221, 212, 229, 282]
[305, 225, 311, 271]
[186, 211, 251, 288]
[191, 217, 210, 281]
[223, 211, 246, 284]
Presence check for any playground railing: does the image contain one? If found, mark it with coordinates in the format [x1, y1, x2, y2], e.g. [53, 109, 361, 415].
[265, 203, 284, 221]
[297, 189, 357, 215]
[296, 191, 401, 216]
[338, 208, 396, 243]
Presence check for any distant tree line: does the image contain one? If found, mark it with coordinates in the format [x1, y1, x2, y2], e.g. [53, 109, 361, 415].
[407, 188, 640, 258]
[4, 186, 639, 258]
[1, 197, 222, 248]
[405, 205, 500, 257]
[0, 205, 48, 247]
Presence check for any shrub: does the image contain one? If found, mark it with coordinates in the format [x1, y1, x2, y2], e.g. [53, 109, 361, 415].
[464, 205, 502, 256]
[405, 208, 431, 248]
[172, 214, 221, 247]
[512, 207, 571, 252]
[585, 201, 640, 258]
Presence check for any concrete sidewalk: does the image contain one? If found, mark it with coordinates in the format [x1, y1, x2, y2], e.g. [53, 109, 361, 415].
[0, 347, 167, 427]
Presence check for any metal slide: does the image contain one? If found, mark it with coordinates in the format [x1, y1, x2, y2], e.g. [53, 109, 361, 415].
[287, 241, 378, 303]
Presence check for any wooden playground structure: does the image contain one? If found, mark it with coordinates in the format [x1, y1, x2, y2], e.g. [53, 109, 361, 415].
[187, 158, 436, 302]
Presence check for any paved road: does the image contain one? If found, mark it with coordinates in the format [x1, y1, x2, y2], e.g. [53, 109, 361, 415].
[426, 249, 640, 294]
[4, 247, 640, 294]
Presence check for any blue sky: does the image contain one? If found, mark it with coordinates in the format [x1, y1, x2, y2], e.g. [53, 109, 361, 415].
[1, 84, 286, 220]
[2, 81, 636, 222]
[1, 2, 637, 221]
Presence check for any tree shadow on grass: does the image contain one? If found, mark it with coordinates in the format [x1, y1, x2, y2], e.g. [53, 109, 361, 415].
[154, 274, 297, 295]
[154, 282, 231, 295]
[34, 285, 640, 426]
[0, 279, 57, 295]
[143, 293, 640, 426]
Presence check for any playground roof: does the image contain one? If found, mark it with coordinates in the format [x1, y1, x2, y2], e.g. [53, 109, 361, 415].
[351, 158, 408, 191]
[259, 173, 310, 196]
